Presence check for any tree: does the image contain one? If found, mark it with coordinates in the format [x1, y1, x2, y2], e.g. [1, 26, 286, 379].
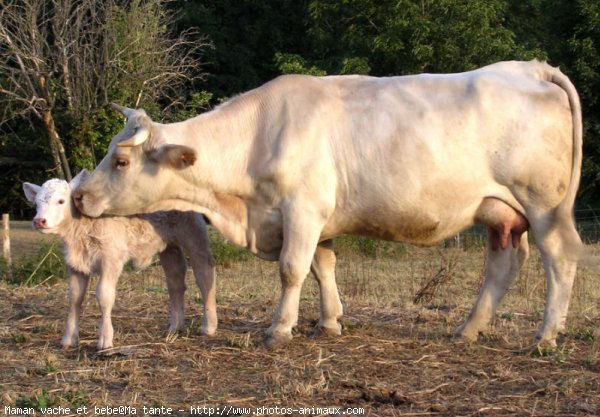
[0, 0, 72, 179]
[175, 0, 311, 97]
[306, 0, 537, 76]
[0, 0, 208, 180]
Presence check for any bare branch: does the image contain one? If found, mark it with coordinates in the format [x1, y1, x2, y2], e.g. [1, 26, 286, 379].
[0, 0, 208, 176]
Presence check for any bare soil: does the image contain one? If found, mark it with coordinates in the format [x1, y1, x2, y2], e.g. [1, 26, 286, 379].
[1, 223, 599, 416]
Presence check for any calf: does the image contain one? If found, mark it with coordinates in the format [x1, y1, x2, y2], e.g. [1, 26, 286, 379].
[23, 169, 217, 350]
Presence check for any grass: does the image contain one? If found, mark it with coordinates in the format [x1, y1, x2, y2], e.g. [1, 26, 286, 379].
[0, 221, 599, 416]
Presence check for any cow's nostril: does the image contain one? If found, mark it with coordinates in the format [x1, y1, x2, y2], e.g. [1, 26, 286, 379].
[73, 190, 84, 208]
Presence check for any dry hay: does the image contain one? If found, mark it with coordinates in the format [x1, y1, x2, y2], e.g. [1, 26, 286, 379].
[1, 225, 600, 416]
[1, 277, 599, 417]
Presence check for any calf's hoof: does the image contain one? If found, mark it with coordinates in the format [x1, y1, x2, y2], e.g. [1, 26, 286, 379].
[264, 331, 293, 350]
[200, 328, 217, 337]
[535, 335, 558, 350]
[97, 340, 114, 351]
[60, 336, 78, 350]
[454, 322, 481, 342]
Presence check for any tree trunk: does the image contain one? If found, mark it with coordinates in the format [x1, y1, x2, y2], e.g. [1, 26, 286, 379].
[42, 109, 72, 181]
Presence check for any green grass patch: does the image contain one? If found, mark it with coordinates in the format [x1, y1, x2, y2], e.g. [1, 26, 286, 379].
[3, 242, 66, 286]
[209, 230, 251, 267]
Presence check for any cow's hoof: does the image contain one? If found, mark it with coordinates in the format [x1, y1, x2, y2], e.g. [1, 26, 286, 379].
[313, 325, 342, 338]
[264, 331, 292, 350]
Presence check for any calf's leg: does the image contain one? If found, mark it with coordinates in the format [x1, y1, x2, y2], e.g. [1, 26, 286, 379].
[183, 231, 218, 336]
[190, 249, 218, 336]
[61, 267, 90, 348]
[159, 245, 187, 333]
[96, 261, 124, 350]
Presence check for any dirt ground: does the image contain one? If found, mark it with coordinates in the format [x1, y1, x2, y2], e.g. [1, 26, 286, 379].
[1, 223, 599, 416]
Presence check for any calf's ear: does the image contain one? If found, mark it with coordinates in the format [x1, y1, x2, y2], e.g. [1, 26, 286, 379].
[23, 182, 41, 203]
[70, 169, 91, 189]
[152, 144, 197, 169]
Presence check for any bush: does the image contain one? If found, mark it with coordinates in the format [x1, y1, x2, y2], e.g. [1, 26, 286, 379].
[7, 242, 66, 286]
[208, 231, 251, 268]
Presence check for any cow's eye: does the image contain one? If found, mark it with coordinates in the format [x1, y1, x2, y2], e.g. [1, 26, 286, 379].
[115, 158, 129, 169]
[58, 199, 65, 205]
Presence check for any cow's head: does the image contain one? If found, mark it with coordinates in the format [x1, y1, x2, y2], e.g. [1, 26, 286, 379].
[23, 170, 90, 233]
[73, 105, 197, 217]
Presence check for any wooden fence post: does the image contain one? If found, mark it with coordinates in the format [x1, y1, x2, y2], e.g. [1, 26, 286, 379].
[3, 213, 13, 280]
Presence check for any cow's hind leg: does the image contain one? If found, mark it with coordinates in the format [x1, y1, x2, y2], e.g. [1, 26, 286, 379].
[455, 232, 529, 340]
[311, 239, 343, 337]
[456, 198, 530, 340]
[529, 212, 581, 346]
[159, 245, 187, 334]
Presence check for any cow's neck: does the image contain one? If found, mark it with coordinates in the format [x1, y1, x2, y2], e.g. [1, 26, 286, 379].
[154, 96, 262, 247]
[157, 96, 259, 197]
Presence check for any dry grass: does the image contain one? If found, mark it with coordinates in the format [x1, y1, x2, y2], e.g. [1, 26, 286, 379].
[1, 223, 600, 416]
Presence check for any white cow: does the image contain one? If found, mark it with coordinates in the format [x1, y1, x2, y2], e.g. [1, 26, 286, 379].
[74, 60, 583, 349]
[23, 170, 217, 350]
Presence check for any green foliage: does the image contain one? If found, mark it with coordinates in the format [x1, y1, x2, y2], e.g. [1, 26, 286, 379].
[274, 53, 327, 76]
[169, 91, 214, 122]
[175, 0, 312, 95]
[7, 242, 67, 286]
[3, 0, 600, 215]
[208, 231, 251, 268]
[17, 389, 55, 411]
[306, 0, 527, 75]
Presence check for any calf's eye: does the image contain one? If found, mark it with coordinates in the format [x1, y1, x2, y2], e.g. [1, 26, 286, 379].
[58, 199, 65, 205]
[115, 159, 129, 169]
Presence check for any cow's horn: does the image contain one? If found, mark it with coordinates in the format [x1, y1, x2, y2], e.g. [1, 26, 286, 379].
[111, 103, 135, 118]
[117, 127, 150, 147]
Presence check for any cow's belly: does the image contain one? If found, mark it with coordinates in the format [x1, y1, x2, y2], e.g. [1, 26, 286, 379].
[245, 206, 283, 261]
[327, 213, 471, 246]
[323, 193, 489, 246]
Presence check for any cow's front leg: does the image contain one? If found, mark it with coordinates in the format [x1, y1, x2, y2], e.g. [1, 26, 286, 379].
[96, 261, 124, 350]
[266, 208, 323, 349]
[311, 239, 343, 336]
[61, 267, 90, 348]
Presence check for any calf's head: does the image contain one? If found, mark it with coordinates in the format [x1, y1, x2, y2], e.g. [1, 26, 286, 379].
[23, 170, 90, 233]
[73, 105, 197, 217]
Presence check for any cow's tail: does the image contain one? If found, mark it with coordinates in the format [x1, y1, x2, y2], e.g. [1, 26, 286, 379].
[538, 61, 584, 257]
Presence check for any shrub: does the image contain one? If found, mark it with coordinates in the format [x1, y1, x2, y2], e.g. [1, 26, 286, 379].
[7, 242, 66, 286]
[208, 231, 251, 268]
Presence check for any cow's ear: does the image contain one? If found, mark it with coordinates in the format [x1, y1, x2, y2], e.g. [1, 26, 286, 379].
[23, 182, 41, 203]
[152, 144, 197, 169]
